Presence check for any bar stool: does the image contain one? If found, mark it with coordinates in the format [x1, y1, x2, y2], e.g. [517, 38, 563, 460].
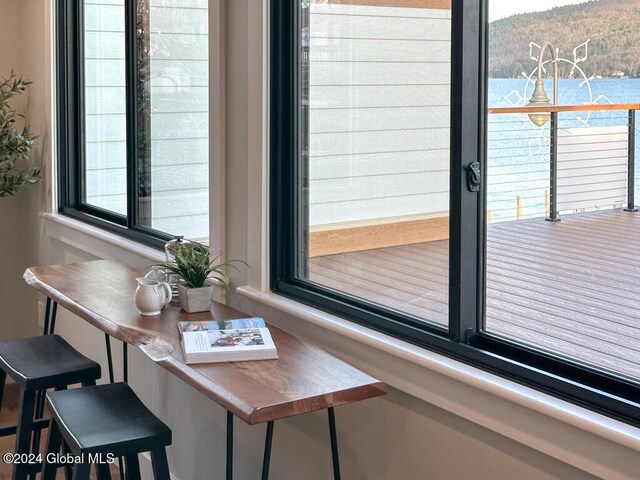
[42, 382, 172, 480]
[0, 334, 101, 480]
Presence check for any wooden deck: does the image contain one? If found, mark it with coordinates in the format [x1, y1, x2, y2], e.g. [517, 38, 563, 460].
[309, 209, 640, 381]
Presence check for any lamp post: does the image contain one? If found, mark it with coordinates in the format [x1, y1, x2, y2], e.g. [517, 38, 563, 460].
[527, 42, 559, 127]
[528, 42, 561, 221]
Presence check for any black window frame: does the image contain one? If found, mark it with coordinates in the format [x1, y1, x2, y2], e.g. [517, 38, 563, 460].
[57, 0, 172, 249]
[270, 0, 640, 426]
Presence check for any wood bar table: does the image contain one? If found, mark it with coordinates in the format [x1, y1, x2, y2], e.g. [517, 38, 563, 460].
[23, 260, 387, 479]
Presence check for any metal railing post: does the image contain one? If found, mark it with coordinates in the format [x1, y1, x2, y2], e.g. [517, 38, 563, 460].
[546, 111, 561, 222]
[625, 109, 638, 212]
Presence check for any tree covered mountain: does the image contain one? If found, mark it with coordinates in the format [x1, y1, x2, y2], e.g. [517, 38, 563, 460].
[489, 0, 640, 78]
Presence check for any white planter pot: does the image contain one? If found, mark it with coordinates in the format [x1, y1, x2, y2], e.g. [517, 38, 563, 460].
[178, 284, 214, 313]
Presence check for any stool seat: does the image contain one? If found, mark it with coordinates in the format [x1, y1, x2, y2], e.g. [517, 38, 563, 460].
[0, 335, 101, 391]
[46, 382, 171, 455]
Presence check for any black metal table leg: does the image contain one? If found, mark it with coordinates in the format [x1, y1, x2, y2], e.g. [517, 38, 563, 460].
[49, 303, 58, 334]
[42, 298, 51, 336]
[227, 411, 233, 480]
[328, 407, 341, 480]
[122, 342, 128, 384]
[261, 421, 275, 480]
[104, 335, 125, 480]
[104, 334, 115, 384]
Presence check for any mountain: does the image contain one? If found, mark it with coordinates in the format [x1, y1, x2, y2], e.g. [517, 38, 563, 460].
[488, 0, 640, 78]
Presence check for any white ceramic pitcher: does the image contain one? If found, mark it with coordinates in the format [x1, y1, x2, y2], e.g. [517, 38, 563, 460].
[134, 277, 172, 316]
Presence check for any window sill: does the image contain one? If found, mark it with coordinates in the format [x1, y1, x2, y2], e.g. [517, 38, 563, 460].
[237, 285, 640, 479]
[42, 213, 166, 265]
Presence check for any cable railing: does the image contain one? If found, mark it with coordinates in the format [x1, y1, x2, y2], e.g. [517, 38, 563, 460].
[486, 103, 640, 223]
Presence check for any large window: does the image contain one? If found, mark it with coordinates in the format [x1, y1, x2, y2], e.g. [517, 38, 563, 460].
[58, 0, 209, 245]
[271, 0, 640, 425]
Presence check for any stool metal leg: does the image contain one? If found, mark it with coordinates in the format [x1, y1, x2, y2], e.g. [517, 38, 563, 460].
[226, 411, 233, 480]
[328, 407, 341, 480]
[150, 448, 170, 480]
[13, 390, 36, 480]
[261, 421, 275, 480]
[124, 454, 141, 480]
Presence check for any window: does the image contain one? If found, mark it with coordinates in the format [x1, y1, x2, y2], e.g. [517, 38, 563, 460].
[58, 0, 209, 246]
[271, 0, 640, 425]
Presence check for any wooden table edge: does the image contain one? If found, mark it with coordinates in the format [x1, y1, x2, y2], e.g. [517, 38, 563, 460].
[24, 266, 389, 425]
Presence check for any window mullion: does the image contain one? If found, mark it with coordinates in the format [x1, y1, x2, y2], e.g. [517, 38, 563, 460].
[124, 0, 139, 229]
[449, 0, 483, 343]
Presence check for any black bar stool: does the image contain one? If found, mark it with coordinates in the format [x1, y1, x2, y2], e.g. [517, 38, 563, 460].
[0, 334, 101, 480]
[42, 382, 172, 480]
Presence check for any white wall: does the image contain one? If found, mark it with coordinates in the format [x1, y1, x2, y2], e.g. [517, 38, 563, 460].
[2, 1, 638, 479]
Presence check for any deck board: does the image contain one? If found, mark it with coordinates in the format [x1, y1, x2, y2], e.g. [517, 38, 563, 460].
[309, 209, 640, 381]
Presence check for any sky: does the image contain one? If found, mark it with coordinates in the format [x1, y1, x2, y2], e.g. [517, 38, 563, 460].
[489, 0, 592, 22]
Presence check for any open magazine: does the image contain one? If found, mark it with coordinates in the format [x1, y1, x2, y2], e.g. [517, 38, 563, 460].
[177, 318, 278, 364]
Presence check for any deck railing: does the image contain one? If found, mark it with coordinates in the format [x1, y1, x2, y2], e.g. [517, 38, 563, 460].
[487, 103, 640, 223]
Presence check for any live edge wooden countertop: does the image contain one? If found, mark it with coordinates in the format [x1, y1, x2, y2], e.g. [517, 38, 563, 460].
[24, 260, 387, 425]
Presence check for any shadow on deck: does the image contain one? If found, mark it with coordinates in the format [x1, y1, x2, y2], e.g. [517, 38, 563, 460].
[308, 209, 640, 381]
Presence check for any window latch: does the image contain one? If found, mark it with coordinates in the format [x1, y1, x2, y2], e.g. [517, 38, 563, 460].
[467, 162, 481, 192]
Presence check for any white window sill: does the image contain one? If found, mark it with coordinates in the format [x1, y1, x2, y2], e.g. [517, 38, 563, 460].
[42, 213, 165, 264]
[237, 285, 640, 479]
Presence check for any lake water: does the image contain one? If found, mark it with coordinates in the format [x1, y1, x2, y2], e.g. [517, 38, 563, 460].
[486, 78, 640, 221]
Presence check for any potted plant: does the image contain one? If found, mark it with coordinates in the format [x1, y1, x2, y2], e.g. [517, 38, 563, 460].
[157, 241, 242, 313]
[1, 71, 40, 197]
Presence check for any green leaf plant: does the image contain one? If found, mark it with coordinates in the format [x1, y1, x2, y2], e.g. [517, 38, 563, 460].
[0, 71, 40, 197]
[156, 241, 246, 289]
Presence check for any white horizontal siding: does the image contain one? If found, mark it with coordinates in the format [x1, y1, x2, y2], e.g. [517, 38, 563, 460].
[311, 171, 449, 204]
[150, 87, 208, 112]
[310, 85, 450, 109]
[150, 112, 208, 140]
[150, 6, 207, 34]
[83, 0, 209, 237]
[84, 4, 123, 31]
[310, 3, 451, 19]
[310, 13, 450, 41]
[310, 38, 450, 63]
[311, 62, 450, 86]
[310, 128, 449, 157]
[149, 62, 208, 87]
[151, 189, 208, 218]
[85, 61, 126, 87]
[145, 139, 208, 166]
[309, 149, 448, 180]
[308, 4, 451, 226]
[85, 142, 126, 170]
[84, 31, 125, 59]
[85, 87, 126, 115]
[149, 33, 207, 61]
[310, 106, 449, 133]
[311, 192, 450, 226]
[557, 126, 628, 212]
[86, 164, 208, 196]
